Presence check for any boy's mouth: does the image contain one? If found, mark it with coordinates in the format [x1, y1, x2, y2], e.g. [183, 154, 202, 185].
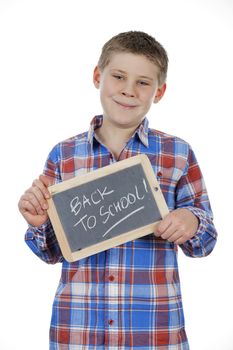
[114, 99, 137, 109]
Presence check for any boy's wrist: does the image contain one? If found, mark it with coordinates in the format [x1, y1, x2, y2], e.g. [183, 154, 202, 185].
[28, 219, 51, 231]
[182, 206, 207, 237]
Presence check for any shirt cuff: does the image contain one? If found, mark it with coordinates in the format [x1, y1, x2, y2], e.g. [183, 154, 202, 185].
[184, 206, 209, 236]
[25, 220, 55, 251]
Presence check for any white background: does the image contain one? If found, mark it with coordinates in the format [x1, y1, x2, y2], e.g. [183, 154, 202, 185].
[0, 0, 233, 349]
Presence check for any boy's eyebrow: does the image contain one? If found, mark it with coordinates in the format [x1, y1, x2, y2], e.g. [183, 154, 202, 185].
[138, 75, 154, 82]
[110, 69, 154, 82]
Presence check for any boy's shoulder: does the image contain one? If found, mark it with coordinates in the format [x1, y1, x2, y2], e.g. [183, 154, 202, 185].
[147, 128, 195, 169]
[148, 127, 191, 150]
[55, 130, 89, 149]
[62, 131, 89, 144]
[47, 131, 89, 161]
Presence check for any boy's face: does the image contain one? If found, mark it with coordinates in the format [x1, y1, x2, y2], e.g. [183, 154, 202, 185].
[93, 52, 166, 130]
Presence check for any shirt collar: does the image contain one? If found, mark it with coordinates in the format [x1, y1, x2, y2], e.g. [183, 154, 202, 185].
[88, 115, 149, 148]
[137, 117, 149, 148]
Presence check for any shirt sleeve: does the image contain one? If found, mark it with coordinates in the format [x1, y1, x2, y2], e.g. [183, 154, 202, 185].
[24, 144, 64, 264]
[175, 145, 217, 257]
[25, 221, 63, 264]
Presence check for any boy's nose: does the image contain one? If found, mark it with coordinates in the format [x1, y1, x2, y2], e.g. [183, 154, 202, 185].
[122, 91, 135, 98]
[121, 83, 135, 97]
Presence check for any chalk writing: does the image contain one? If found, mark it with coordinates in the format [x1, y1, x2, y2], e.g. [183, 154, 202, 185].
[102, 206, 145, 238]
[70, 186, 114, 216]
[70, 179, 148, 235]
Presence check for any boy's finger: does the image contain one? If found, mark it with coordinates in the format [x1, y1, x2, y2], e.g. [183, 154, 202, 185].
[39, 174, 55, 187]
[31, 186, 49, 210]
[32, 175, 54, 199]
[19, 196, 37, 216]
[155, 214, 172, 236]
[23, 198, 43, 216]
[160, 225, 177, 240]
[24, 190, 46, 215]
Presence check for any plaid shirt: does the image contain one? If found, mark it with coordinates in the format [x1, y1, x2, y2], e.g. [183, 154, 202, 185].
[25, 115, 217, 349]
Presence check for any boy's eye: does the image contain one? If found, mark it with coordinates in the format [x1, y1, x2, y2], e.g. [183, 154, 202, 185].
[138, 80, 149, 86]
[112, 74, 124, 80]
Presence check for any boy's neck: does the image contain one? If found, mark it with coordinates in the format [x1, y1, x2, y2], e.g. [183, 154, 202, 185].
[95, 118, 139, 160]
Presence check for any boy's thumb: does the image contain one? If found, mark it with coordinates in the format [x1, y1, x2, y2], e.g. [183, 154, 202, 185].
[39, 174, 55, 187]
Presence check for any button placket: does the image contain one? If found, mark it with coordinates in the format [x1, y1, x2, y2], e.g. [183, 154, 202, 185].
[104, 248, 119, 344]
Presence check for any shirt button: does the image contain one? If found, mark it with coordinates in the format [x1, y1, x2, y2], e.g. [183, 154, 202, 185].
[157, 171, 163, 177]
[108, 275, 115, 282]
[108, 319, 114, 326]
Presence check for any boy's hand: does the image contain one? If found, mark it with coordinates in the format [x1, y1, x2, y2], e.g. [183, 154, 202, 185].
[18, 175, 54, 227]
[155, 208, 199, 245]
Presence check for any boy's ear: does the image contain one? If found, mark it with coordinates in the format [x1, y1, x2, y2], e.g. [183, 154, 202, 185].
[93, 66, 101, 89]
[154, 83, 166, 103]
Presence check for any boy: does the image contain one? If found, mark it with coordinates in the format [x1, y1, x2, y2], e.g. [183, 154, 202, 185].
[18, 31, 217, 349]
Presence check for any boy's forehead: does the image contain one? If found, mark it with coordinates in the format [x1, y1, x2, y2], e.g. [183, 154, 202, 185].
[106, 52, 159, 78]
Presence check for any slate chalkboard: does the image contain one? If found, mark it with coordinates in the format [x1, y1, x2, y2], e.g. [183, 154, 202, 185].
[47, 155, 169, 262]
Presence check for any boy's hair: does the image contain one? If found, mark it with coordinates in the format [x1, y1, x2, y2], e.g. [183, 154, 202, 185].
[98, 31, 168, 85]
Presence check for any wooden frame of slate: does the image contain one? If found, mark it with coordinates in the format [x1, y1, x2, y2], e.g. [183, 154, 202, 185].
[47, 154, 169, 262]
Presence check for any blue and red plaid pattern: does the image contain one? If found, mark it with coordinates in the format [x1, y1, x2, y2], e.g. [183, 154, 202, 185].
[25, 115, 217, 349]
